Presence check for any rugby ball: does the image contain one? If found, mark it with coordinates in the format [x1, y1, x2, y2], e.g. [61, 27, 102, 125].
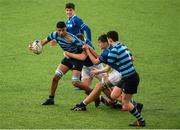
[32, 40, 43, 54]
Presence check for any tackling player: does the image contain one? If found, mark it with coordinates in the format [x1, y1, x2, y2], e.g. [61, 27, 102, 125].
[71, 32, 146, 127]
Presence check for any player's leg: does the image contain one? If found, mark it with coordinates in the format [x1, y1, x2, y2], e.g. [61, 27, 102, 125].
[76, 66, 93, 92]
[71, 76, 120, 111]
[121, 93, 145, 127]
[111, 86, 122, 101]
[120, 73, 145, 127]
[100, 77, 122, 108]
[100, 70, 123, 108]
[80, 65, 106, 107]
[50, 64, 69, 96]
[71, 69, 93, 94]
[42, 58, 71, 105]
[42, 64, 70, 105]
[90, 64, 114, 106]
[109, 70, 143, 110]
[71, 69, 120, 111]
[71, 82, 103, 111]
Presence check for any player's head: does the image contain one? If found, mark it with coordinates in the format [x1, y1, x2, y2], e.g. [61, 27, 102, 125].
[76, 33, 85, 41]
[98, 34, 109, 50]
[107, 31, 119, 45]
[65, 2, 75, 18]
[56, 21, 67, 37]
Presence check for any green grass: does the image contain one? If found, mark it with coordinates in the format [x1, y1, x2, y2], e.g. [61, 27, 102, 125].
[0, 0, 180, 129]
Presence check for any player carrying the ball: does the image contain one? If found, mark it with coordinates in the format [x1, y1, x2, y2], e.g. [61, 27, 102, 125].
[29, 21, 93, 105]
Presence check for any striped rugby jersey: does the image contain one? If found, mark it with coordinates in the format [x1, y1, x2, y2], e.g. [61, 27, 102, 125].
[47, 32, 84, 54]
[107, 42, 136, 77]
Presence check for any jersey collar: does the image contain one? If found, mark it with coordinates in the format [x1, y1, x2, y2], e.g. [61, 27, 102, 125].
[113, 41, 121, 47]
[69, 15, 76, 20]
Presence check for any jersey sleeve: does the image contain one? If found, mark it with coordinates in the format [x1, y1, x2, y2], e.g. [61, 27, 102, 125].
[47, 32, 57, 41]
[74, 17, 92, 41]
[98, 50, 108, 63]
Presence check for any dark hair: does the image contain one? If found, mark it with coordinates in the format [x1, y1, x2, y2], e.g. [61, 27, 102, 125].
[76, 33, 85, 41]
[98, 34, 108, 43]
[65, 3, 75, 10]
[56, 21, 66, 28]
[107, 31, 119, 42]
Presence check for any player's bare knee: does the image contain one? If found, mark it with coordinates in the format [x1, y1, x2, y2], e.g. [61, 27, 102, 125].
[111, 91, 121, 100]
[122, 102, 131, 111]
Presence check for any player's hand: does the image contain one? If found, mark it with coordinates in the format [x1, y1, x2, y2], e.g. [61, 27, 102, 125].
[82, 44, 89, 50]
[90, 68, 100, 77]
[64, 51, 70, 59]
[50, 39, 57, 46]
[28, 43, 34, 51]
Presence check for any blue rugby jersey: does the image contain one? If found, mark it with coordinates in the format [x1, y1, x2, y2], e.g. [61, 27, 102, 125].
[98, 45, 113, 64]
[107, 42, 136, 77]
[66, 15, 91, 41]
[47, 32, 84, 54]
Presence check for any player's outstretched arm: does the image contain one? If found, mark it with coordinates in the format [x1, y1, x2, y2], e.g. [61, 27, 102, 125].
[28, 38, 49, 51]
[40, 38, 49, 46]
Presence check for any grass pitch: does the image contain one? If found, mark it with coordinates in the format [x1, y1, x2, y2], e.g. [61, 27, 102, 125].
[0, 0, 180, 129]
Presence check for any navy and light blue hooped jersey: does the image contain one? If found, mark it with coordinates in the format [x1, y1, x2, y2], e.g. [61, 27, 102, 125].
[107, 42, 136, 77]
[47, 32, 84, 54]
[66, 15, 91, 41]
[98, 45, 113, 64]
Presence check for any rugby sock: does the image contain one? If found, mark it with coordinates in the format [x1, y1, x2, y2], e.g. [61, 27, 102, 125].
[130, 107, 145, 122]
[131, 100, 137, 107]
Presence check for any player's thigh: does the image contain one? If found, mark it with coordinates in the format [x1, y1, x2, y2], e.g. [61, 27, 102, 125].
[108, 70, 122, 86]
[82, 78, 92, 86]
[81, 66, 92, 80]
[57, 64, 70, 74]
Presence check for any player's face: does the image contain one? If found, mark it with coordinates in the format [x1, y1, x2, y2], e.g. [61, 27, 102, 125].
[107, 38, 114, 45]
[98, 41, 108, 50]
[65, 8, 75, 18]
[57, 28, 66, 37]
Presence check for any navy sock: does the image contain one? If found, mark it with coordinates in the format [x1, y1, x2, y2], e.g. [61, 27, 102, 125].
[130, 107, 144, 122]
